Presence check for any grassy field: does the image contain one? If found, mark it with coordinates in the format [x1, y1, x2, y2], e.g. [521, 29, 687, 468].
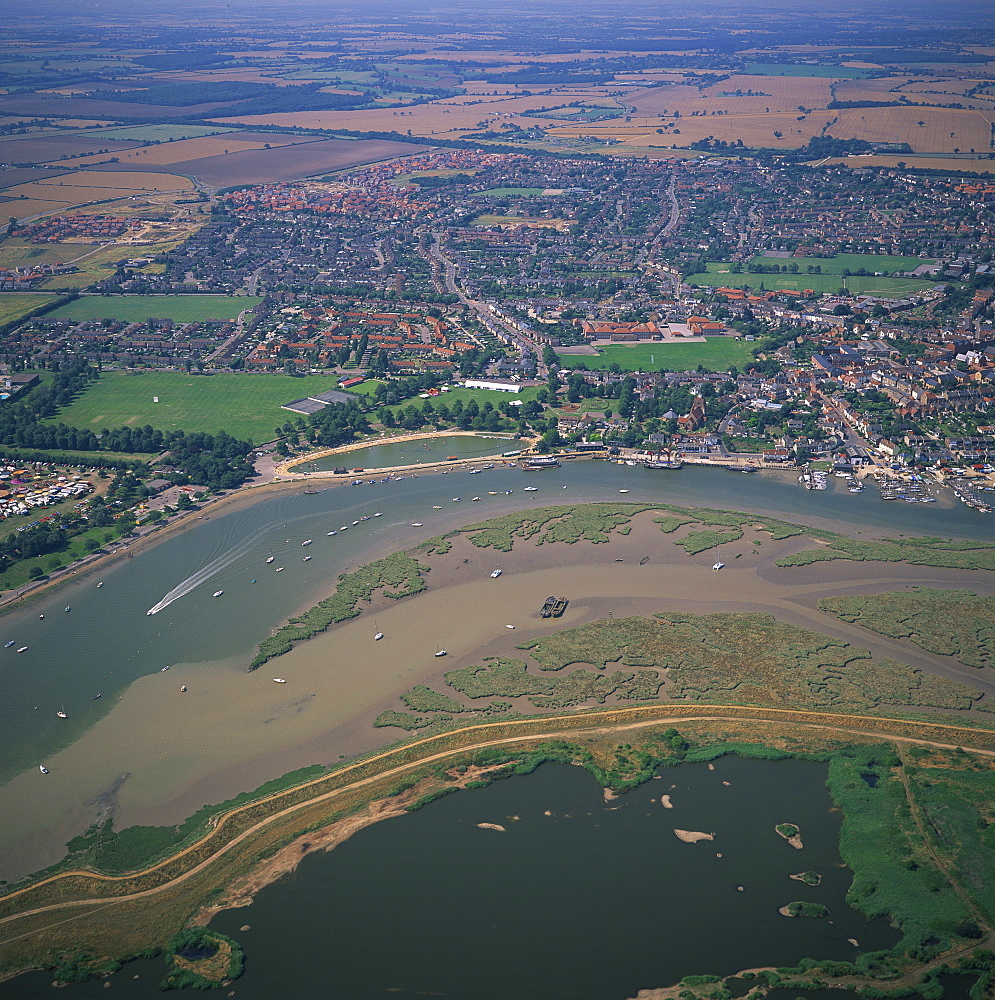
[690, 263, 936, 297]
[0, 293, 56, 327]
[554, 339, 755, 372]
[750, 252, 935, 274]
[48, 294, 261, 323]
[49, 371, 349, 442]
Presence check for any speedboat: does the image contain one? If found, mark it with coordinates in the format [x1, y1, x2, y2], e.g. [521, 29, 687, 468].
[266, 556, 275, 564]
[491, 569, 502, 578]
[17, 646, 27, 653]
[39, 615, 44, 620]
[375, 632, 384, 641]
[57, 706, 67, 719]
[452, 497, 461, 502]
[96, 582, 103, 588]
[374, 512, 383, 517]
[39, 765, 48, 774]
[433, 505, 442, 509]
[65, 606, 70, 612]
[327, 531, 337, 536]
[340, 525, 348, 530]
[275, 567, 284, 572]
[303, 555, 311, 561]
[352, 520, 359, 525]
[434, 648, 447, 657]
[712, 562, 724, 571]
[161, 665, 170, 671]
[273, 677, 286, 684]
[523, 486, 538, 491]
[92, 693, 101, 700]
[213, 590, 223, 597]
[411, 522, 423, 527]
[619, 489, 629, 494]
[4, 641, 14, 648]
[472, 497, 481, 501]
[302, 539, 312, 546]
[505, 624, 515, 629]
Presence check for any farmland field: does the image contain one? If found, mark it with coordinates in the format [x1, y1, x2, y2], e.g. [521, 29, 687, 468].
[48, 294, 261, 323]
[87, 138, 430, 189]
[555, 339, 755, 372]
[88, 125, 239, 142]
[72, 135, 300, 168]
[0, 293, 56, 327]
[691, 263, 936, 297]
[744, 63, 876, 78]
[827, 106, 993, 154]
[50, 371, 349, 441]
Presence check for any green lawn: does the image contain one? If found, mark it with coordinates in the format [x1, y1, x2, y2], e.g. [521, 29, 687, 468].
[0, 293, 56, 327]
[47, 295, 261, 323]
[690, 263, 936, 298]
[49, 372, 351, 443]
[555, 339, 755, 373]
[750, 252, 935, 275]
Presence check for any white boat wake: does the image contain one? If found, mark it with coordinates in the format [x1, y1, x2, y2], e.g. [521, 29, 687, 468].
[146, 534, 260, 615]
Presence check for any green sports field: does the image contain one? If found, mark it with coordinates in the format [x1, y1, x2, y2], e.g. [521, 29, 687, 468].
[555, 338, 755, 373]
[49, 372, 351, 443]
[47, 295, 261, 323]
[749, 252, 935, 275]
[690, 264, 936, 297]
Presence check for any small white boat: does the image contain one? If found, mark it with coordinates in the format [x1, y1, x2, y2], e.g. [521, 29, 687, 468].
[374, 512, 383, 517]
[505, 624, 515, 629]
[38, 615, 44, 620]
[375, 632, 384, 641]
[341, 525, 348, 530]
[452, 497, 461, 502]
[213, 590, 223, 597]
[712, 562, 724, 571]
[5, 640, 14, 648]
[96, 582, 103, 588]
[65, 606, 70, 612]
[266, 556, 274, 564]
[302, 539, 312, 546]
[352, 520, 359, 526]
[57, 705, 67, 719]
[275, 567, 284, 572]
[619, 489, 629, 494]
[39, 765, 49, 774]
[273, 677, 286, 684]
[434, 648, 447, 657]
[161, 664, 170, 671]
[303, 555, 311, 562]
[17, 646, 27, 653]
[523, 486, 538, 491]
[491, 569, 502, 578]
[327, 531, 337, 536]
[411, 522, 423, 526]
[360, 515, 370, 521]
[472, 497, 481, 502]
[432, 505, 442, 509]
[180, 685, 187, 693]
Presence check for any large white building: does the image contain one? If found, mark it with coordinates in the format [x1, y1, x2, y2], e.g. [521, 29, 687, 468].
[463, 379, 522, 393]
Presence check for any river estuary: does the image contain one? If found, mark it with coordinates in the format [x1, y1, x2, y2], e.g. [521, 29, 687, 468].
[0, 450, 992, 996]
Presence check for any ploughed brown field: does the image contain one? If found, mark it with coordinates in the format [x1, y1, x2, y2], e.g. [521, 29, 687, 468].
[87, 138, 433, 188]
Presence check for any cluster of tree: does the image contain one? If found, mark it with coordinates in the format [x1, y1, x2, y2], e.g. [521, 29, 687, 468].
[94, 81, 274, 106]
[163, 430, 254, 492]
[308, 402, 370, 449]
